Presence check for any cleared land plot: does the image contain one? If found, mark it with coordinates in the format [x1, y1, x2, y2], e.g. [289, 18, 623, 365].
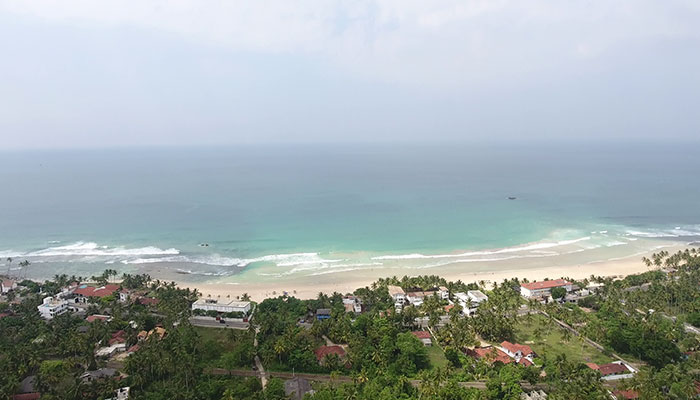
[514, 314, 612, 365]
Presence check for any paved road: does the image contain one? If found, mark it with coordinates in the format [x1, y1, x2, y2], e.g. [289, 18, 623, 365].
[189, 317, 249, 330]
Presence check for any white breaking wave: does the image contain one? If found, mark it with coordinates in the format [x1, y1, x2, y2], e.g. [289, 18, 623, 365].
[626, 226, 700, 238]
[26, 241, 179, 257]
[371, 236, 592, 261]
[123, 252, 342, 269]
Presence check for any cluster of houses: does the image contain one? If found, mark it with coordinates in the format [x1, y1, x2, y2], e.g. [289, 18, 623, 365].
[36, 282, 162, 320]
[387, 284, 489, 316]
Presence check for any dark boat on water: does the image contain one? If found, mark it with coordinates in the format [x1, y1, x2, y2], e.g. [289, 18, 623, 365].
[508, 196, 517, 200]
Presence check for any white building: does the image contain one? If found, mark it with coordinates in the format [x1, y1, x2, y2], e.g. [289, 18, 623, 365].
[37, 296, 72, 320]
[438, 286, 449, 300]
[453, 291, 489, 315]
[1, 279, 17, 294]
[387, 286, 406, 310]
[192, 298, 251, 314]
[342, 296, 362, 313]
[520, 279, 573, 298]
[467, 290, 488, 304]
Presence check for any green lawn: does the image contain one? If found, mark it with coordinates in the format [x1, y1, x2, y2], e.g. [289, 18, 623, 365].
[195, 326, 243, 351]
[514, 314, 612, 365]
[426, 345, 449, 369]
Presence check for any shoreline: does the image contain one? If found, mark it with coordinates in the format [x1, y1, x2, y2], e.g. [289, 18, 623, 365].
[185, 245, 685, 302]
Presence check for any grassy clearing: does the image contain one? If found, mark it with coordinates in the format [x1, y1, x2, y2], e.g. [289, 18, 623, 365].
[426, 345, 449, 369]
[514, 314, 612, 365]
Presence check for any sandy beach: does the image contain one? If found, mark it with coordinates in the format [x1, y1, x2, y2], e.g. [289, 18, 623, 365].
[185, 245, 685, 302]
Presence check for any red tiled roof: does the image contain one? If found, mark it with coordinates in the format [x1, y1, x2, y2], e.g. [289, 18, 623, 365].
[444, 304, 454, 312]
[127, 344, 140, 353]
[500, 341, 534, 356]
[108, 330, 127, 345]
[517, 357, 533, 367]
[470, 347, 512, 364]
[314, 345, 346, 361]
[86, 315, 109, 323]
[598, 363, 629, 376]
[520, 279, 571, 291]
[137, 297, 159, 306]
[12, 394, 41, 400]
[74, 284, 120, 298]
[613, 390, 639, 399]
[412, 331, 431, 339]
[585, 362, 599, 370]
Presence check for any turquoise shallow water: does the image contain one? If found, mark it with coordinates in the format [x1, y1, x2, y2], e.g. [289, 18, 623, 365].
[0, 142, 698, 282]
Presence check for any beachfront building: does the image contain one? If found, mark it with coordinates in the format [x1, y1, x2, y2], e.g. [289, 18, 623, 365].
[438, 286, 449, 300]
[37, 296, 72, 320]
[73, 284, 120, 303]
[519, 279, 573, 298]
[387, 285, 406, 310]
[1, 279, 17, 294]
[191, 298, 251, 314]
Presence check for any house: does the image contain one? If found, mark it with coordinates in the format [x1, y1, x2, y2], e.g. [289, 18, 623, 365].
[37, 296, 72, 320]
[73, 284, 120, 303]
[520, 390, 547, 400]
[519, 279, 573, 298]
[126, 344, 140, 354]
[342, 295, 362, 313]
[137, 297, 159, 306]
[86, 314, 112, 323]
[314, 345, 346, 365]
[387, 285, 406, 310]
[95, 343, 127, 358]
[18, 375, 37, 395]
[109, 330, 127, 345]
[585, 361, 636, 380]
[191, 298, 251, 314]
[438, 286, 449, 300]
[80, 368, 118, 383]
[137, 327, 166, 341]
[467, 290, 488, 305]
[316, 308, 331, 320]
[411, 331, 432, 346]
[500, 341, 535, 364]
[405, 290, 441, 307]
[107, 387, 130, 400]
[1, 279, 17, 293]
[454, 290, 489, 315]
[284, 377, 314, 400]
[467, 347, 513, 365]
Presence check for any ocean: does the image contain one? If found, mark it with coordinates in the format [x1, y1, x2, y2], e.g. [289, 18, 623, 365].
[0, 142, 699, 284]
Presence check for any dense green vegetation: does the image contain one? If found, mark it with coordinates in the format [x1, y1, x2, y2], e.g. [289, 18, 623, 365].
[1, 249, 700, 399]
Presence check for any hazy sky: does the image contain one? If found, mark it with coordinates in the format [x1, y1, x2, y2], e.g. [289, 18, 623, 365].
[1, 1, 699, 149]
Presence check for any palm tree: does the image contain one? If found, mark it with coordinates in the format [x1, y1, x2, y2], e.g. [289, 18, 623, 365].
[5, 257, 12, 276]
[19, 259, 30, 280]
